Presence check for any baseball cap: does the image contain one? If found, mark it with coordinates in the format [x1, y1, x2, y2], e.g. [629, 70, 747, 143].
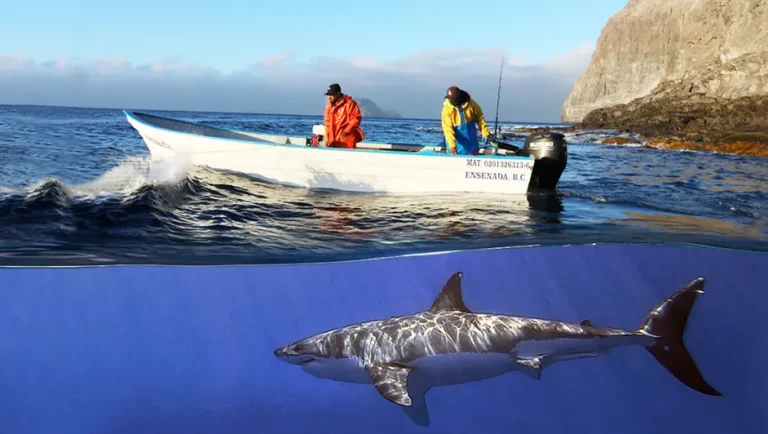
[325, 83, 342, 95]
[444, 86, 460, 99]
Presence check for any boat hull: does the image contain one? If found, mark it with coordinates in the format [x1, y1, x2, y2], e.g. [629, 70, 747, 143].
[124, 111, 538, 195]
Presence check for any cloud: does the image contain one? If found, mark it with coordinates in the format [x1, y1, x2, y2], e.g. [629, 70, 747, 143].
[0, 54, 33, 70]
[243, 49, 529, 82]
[539, 42, 596, 77]
[1, 55, 219, 79]
[251, 50, 299, 69]
[0, 45, 595, 122]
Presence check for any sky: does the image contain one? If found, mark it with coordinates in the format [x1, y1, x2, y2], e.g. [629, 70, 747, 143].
[0, 0, 630, 122]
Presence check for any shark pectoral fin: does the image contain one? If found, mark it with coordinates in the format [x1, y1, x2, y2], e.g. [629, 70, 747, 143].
[368, 363, 414, 407]
[515, 358, 543, 380]
[428, 271, 473, 313]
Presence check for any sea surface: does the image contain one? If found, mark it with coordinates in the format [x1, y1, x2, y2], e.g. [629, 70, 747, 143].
[1, 104, 766, 434]
[1, 104, 766, 266]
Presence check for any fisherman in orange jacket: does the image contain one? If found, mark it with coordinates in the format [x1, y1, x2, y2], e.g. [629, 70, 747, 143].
[323, 83, 365, 148]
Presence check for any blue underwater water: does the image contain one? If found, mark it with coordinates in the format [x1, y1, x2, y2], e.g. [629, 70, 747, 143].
[0, 244, 765, 434]
[0, 104, 766, 434]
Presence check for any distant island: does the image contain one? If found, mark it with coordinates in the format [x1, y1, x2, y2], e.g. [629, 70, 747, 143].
[560, 0, 768, 157]
[355, 98, 402, 119]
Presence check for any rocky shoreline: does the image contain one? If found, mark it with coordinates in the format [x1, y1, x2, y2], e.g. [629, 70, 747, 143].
[569, 81, 768, 157]
[578, 94, 768, 139]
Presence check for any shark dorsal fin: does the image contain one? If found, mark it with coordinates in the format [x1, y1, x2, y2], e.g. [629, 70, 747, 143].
[429, 272, 472, 313]
[579, 320, 593, 327]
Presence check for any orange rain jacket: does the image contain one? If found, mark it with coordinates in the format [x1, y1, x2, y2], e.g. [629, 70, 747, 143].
[324, 95, 365, 148]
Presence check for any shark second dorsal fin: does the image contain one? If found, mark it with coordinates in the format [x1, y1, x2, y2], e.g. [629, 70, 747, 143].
[368, 363, 414, 407]
[428, 272, 472, 313]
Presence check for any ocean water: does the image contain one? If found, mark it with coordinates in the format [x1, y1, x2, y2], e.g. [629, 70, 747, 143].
[1, 244, 765, 434]
[0, 103, 766, 266]
[1, 104, 766, 434]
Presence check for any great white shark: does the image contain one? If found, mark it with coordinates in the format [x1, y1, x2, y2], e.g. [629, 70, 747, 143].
[274, 272, 721, 426]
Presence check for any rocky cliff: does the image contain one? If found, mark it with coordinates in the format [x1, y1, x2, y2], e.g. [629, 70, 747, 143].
[561, 0, 768, 139]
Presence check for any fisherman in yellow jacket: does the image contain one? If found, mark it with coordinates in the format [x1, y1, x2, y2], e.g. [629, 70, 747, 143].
[441, 86, 492, 155]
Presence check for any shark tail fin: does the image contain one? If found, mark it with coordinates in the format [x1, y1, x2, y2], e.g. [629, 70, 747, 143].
[638, 277, 722, 397]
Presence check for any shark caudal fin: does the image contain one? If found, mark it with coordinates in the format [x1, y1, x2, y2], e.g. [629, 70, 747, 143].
[639, 277, 721, 396]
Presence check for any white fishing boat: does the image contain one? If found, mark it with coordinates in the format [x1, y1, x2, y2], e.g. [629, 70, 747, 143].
[123, 110, 567, 195]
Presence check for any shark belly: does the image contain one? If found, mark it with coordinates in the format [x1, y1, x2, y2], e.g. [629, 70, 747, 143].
[301, 357, 371, 384]
[408, 351, 520, 387]
[300, 352, 522, 387]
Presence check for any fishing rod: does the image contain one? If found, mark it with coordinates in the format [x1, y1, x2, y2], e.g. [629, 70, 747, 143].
[493, 57, 504, 139]
[489, 57, 523, 154]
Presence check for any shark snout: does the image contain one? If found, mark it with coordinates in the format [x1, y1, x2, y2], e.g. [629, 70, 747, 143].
[273, 342, 317, 365]
[273, 345, 291, 360]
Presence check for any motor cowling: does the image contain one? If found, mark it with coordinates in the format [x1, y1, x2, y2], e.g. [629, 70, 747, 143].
[519, 132, 568, 191]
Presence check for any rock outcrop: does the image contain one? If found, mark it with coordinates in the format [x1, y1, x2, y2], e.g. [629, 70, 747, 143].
[356, 98, 402, 118]
[643, 133, 768, 157]
[561, 0, 768, 139]
[578, 51, 768, 139]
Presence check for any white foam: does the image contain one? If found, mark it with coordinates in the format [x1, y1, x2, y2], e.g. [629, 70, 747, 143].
[68, 154, 192, 197]
[0, 154, 194, 200]
[564, 130, 649, 148]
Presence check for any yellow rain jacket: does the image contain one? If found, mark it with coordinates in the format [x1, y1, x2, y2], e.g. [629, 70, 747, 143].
[441, 98, 491, 155]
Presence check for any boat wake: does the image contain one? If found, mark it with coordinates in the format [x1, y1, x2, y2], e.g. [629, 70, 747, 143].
[0, 155, 192, 205]
[83, 155, 192, 193]
[0, 155, 201, 262]
[0, 147, 765, 267]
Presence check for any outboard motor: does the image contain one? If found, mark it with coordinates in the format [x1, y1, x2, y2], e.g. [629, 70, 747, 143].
[518, 132, 568, 191]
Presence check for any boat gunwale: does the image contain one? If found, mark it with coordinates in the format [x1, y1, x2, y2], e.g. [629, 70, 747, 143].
[123, 110, 536, 161]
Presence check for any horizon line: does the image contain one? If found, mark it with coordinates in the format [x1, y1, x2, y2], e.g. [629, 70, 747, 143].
[0, 103, 572, 126]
